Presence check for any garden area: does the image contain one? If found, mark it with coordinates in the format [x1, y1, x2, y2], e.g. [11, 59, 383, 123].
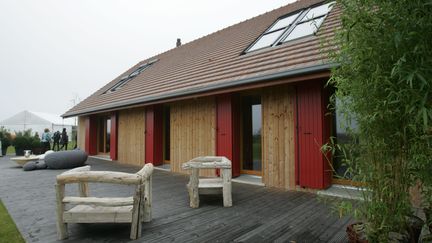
[0, 127, 77, 156]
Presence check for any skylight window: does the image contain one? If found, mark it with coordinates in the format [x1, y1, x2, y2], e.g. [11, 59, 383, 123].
[247, 12, 300, 52]
[104, 60, 157, 94]
[282, 2, 333, 43]
[245, 2, 334, 53]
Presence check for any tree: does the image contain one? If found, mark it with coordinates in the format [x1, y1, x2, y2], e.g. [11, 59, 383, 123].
[329, 0, 432, 241]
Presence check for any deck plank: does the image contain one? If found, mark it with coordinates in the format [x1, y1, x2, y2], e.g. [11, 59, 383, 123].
[0, 156, 350, 242]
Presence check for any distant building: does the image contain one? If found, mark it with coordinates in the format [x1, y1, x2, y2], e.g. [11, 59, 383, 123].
[0, 110, 76, 141]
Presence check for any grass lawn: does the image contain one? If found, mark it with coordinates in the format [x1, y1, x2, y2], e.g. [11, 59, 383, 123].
[0, 200, 25, 243]
[6, 140, 78, 155]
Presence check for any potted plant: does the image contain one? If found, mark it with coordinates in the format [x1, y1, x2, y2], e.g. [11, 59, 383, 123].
[13, 130, 33, 156]
[31, 138, 43, 155]
[30, 132, 43, 155]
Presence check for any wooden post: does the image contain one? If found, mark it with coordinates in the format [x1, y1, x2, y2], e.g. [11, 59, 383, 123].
[110, 112, 118, 160]
[130, 185, 142, 240]
[142, 176, 152, 222]
[187, 168, 200, 208]
[222, 168, 232, 207]
[55, 183, 68, 240]
[78, 182, 89, 197]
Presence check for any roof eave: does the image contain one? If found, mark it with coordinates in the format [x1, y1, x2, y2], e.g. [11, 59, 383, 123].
[62, 62, 338, 118]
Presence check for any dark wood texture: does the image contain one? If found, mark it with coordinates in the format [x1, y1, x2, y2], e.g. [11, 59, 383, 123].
[85, 115, 98, 155]
[0, 156, 350, 242]
[216, 94, 241, 177]
[145, 105, 164, 166]
[110, 111, 118, 160]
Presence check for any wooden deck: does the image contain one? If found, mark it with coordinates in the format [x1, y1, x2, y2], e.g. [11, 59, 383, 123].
[0, 156, 351, 242]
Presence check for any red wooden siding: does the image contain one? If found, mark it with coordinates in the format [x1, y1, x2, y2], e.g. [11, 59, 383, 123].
[85, 115, 97, 155]
[321, 86, 332, 188]
[216, 94, 240, 177]
[145, 105, 163, 165]
[110, 112, 118, 160]
[296, 81, 331, 189]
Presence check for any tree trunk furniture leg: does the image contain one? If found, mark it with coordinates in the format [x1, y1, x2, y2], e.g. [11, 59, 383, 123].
[130, 185, 142, 240]
[143, 176, 152, 222]
[78, 182, 88, 197]
[188, 168, 200, 208]
[55, 184, 68, 240]
[222, 169, 232, 207]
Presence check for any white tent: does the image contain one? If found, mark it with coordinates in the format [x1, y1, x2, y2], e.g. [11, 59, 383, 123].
[0, 110, 76, 141]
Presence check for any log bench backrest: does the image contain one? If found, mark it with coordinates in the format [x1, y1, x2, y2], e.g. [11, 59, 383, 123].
[55, 163, 154, 240]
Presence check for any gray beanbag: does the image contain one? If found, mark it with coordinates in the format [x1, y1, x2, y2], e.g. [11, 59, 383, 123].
[35, 160, 47, 169]
[45, 150, 88, 169]
[22, 160, 47, 171]
[23, 161, 37, 171]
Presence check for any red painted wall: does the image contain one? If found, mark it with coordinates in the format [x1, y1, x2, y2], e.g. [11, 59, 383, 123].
[296, 81, 331, 189]
[110, 112, 118, 160]
[85, 115, 97, 155]
[145, 105, 163, 165]
[216, 94, 240, 177]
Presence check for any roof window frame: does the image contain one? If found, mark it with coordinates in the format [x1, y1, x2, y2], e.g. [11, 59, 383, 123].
[103, 59, 158, 94]
[244, 2, 334, 54]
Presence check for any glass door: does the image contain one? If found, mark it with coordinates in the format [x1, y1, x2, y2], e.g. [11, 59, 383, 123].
[241, 96, 262, 175]
[98, 116, 111, 154]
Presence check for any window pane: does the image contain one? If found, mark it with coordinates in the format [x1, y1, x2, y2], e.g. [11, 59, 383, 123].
[303, 2, 333, 21]
[283, 16, 324, 42]
[251, 104, 262, 171]
[248, 29, 284, 51]
[267, 12, 300, 32]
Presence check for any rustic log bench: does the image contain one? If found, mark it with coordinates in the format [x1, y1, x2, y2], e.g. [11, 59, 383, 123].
[182, 156, 232, 208]
[55, 163, 153, 240]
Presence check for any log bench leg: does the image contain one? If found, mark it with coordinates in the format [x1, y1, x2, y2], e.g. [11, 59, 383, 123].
[222, 168, 232, 207]
[143, 176, 152, 222]
[187, 168, 200, 208]
[130, 185, 142, 240]
[55, 184, 68, 240]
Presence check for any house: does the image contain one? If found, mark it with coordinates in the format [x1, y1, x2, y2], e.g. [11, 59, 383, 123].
[63, 0, 343, 190]
[1, 110, 76, 140]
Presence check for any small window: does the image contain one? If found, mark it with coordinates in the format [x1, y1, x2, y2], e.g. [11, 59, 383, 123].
[244, 2, 334, 53]
[104, 60, 157, 94]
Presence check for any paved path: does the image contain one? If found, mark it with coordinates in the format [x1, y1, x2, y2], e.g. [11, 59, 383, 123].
[0, 156, 350, 242]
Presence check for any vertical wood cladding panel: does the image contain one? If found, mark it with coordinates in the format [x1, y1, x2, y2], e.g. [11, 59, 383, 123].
[216, 94, 241, 177]
[297, 81, 330, 189]
[85, 115, 97, 155]
[117, 108, 146, 166]
[77, 116, 86, 150]
[262, 85, 296, 190]
[145, 105, 163, 166]
[110, 112, 118, 160]
[170, 97, 216, 177]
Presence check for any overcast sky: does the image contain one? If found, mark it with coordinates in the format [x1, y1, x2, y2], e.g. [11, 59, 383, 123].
[0, 0, 295, 121]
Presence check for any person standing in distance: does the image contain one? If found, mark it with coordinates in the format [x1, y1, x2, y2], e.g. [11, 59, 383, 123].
[59, 128, 69, 151]
[41, 128, 52, 153]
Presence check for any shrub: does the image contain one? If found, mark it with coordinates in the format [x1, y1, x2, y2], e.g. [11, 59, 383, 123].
[330, 0, 432, 241]
[13, 130, 34, 156]
[0, 127, 13, 155]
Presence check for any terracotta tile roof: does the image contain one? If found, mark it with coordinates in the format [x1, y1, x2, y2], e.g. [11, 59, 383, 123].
[63, 0, 340, 117]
